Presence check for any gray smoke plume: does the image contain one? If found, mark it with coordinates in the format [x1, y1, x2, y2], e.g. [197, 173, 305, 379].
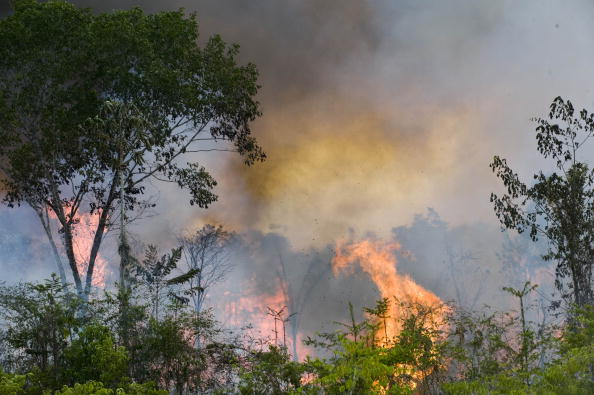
[0, 1, 583, 350]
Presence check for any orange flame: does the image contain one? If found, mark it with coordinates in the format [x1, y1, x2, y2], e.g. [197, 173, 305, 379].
[332, 239, 443, 339]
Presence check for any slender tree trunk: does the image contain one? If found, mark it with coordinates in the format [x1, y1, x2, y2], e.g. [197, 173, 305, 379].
[84, 178, 118, 297]
[61, 218, 83, 297]
[44, 166, 84, 296]
[33, 205, 67, 286]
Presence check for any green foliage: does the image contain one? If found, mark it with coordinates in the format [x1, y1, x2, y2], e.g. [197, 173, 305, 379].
[0, 269, 238, 393]
[303, 300, 448, 394]
[561, 305, 594, 352]
[135, 316, 202, 392]
[447, 308, 517, 379]
[53, 381, 114, 395]
[0, 371, 27, 395]
[132, 245, 187, 320]
[238, 345, 305, 395]
[1, 277, 593, 394]
[491, 97, 594, 306]
[0, 0, 264, 297]
[443, 344, 594, 395]
[443, 286, 594, 394]
[304, 335, 412, 395]
[62, 325, 128, 388]
[53, 381, 167, 395]
[0, 275, 84, 388]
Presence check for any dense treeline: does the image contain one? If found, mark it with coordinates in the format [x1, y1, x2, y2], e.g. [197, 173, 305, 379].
[0, 272, 593, 393]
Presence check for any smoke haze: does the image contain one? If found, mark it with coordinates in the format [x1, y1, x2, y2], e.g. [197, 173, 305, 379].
[0, 0, 588, 346]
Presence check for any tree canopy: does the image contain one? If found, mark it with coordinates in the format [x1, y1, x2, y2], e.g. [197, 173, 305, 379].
[0, 0, 265, 298]
[491, 97, 594, 308]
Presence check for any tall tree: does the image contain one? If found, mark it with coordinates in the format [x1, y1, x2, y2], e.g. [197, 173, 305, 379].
[179, 224, 235, 315]
[0, 1, 264, 298]
[491, 97, 594, 307]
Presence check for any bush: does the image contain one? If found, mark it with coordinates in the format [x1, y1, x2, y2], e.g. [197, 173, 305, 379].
[53, 381, 167, 395]
[0, 371, 27, 395]
[62, 325, 129, 388]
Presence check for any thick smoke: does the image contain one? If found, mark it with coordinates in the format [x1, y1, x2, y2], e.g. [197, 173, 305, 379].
[101, 0, 594, 249]
[0, 1, 585, 343]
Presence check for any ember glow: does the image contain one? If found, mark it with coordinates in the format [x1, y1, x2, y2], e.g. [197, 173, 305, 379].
[332, 239, 444, 339]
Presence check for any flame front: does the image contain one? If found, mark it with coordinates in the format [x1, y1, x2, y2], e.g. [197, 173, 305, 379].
[332, 239, 443, 339]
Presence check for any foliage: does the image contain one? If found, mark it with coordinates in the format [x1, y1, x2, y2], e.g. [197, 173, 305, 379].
[561, 305, 594, 352]
[443, 284, 593, 394]
[135, 315, 203, 393]
[1, 276, 593, 394]
[0, 275, 84, 389]
[53, 381, 167, 395]
[62, 325, 128, 388]
[0, 253, 240, 393]
[0, 0, 264, 297]
[132, 245, 188, 320]
[535, 344, 594, 394]
[443, 344, 594, 395]
[0, 371, 27, 395]
[237, 345, 305, 395]
[304, 335, 412, 394]
[491, 97, 594, 306]
[303, 300, 448, 394]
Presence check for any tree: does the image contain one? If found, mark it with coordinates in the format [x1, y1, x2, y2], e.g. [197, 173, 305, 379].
[62, 324, 128, 389]
[0, 1, 265, 298]
[304, 300, 448, 394]
[491, 97, 594, 307]
[502, 281, 539, 380]
[132, 245, 191, 321]
[0, 275, 85, 389]
[178, 224, 235, 315]
[237, 345, 305, 395]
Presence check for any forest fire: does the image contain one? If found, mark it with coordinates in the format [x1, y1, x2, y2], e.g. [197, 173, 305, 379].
[224, 284, 288, 342]
[3, 1, 592, 392]
[221, 279, 314, 359]
[332, 239, 444, 339]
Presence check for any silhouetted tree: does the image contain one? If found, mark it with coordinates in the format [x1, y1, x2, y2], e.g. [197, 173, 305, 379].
[179, 224, 235, 315]
[491, 97, 594, 308]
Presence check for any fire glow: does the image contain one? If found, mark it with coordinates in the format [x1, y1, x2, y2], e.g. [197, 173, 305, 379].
[49, 208, 108, 288]
[223, 282, 312, 359]
[332, 238, 444, 339]
[71, 211, 108, 288]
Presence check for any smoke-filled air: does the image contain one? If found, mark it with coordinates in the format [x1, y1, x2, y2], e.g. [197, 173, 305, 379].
[1, 1, 593, 394]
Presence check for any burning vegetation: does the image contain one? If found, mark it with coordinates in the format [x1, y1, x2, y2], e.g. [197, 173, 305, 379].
[0, 1, 594, 395]
[332, 239, 445, 340]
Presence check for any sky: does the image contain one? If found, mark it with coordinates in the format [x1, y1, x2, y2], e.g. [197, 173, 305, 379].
[1, 1, 592, 339]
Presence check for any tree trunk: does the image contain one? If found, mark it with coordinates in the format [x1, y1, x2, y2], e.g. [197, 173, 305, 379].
[33, 205, 67, 286]
[61, 216, 83, 297]
[84, 178, 118, 297]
